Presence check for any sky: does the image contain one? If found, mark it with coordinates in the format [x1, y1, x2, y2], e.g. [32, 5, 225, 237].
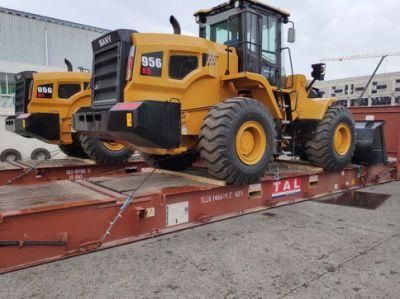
[0, 0, 399, 80]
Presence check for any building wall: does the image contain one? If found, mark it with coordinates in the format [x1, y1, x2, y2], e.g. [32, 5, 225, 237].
[0, 7, 108, 108]
[0, 7, 108, 160]
[315, 72, 400, 107]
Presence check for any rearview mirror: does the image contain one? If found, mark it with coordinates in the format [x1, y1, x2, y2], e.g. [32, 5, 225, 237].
[288, 27, 296, 43]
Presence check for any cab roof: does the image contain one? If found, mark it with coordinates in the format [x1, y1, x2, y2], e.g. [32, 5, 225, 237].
[194, 0, 290, 18]
[34, 72, 90, 81]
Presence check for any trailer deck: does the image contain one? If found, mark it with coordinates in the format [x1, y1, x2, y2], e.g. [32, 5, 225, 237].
[0, 158, 146, 186]
[0, 159, 396, 274]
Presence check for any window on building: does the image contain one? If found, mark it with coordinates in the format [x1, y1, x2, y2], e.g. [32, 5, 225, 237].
[395, 87, 400, 92]
[372, 90, 377, 94]
[169, 55, 199, 80]
[377, 85, 387, 90]
[0, 72, 17, 108]
[372, 82, 378, 86]
[334, 89, 343, 93]
[58, 84, 82, 99]
[396, 96, 400, 104]
[352, 98, 368, 107]
[396, 79, 400, 84]
[355, 87, 365, 92]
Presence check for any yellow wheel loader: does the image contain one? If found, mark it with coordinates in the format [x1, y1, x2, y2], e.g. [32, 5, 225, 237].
[74, 0, 356, 184]
[6, 61, 133, 164]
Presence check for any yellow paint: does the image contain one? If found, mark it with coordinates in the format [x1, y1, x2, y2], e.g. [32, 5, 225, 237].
[334, 123, 351, 156]
[126, 113, 133, 128]
[26, 72, 127, 152]
[22, 119, 26, 128]
[235, 121, 266, 166]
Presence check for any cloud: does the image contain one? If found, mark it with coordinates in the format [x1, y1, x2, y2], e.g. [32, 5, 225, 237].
[0, 0, 398, 79]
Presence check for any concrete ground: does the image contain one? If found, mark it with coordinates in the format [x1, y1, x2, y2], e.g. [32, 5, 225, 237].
[1, 182, 400, 298]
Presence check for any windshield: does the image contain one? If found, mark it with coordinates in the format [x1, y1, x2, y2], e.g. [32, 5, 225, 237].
[207, 15, 241, 45]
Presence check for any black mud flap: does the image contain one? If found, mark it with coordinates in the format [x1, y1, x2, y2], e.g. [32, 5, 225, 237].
[5, 113, 60, 142]
[73, 101, 181, 149]
[353, 121, 387, 165]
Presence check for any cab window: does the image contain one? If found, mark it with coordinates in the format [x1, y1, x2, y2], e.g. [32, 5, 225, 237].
[209, 14, 240, 45]
[58, 84, 81, 99]
[262, 16, 278, 64]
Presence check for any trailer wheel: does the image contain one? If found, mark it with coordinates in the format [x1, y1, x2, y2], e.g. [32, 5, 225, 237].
[58, 134, 88, 159]
[0, 149, 22, 162]
[141, 152, 195, 171]
[305, 106, 355, 170]
[199, 98, 276, 185]
[31, 148, 51, 160]
[79, 134, 133, 165]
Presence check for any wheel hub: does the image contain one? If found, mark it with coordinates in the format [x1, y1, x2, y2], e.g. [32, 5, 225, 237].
[235, 121, 266, 165]
[334, 123, 351, 156]
[102, 141, 125, 152]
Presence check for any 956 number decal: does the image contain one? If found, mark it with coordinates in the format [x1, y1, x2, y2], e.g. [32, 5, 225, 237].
[37, 84, 53, 99]
[141, 52, 163, 77]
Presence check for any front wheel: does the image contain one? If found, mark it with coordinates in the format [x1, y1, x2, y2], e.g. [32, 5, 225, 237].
[305, 106, 355, 171]
[199, 98, 276, 185]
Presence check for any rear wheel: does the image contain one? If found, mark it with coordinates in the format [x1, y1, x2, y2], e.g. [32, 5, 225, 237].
[199, 98, 276, 185]
[305, 106, 355, 170]
[141, 152, 195, 171]
[79, 134, 133, 165]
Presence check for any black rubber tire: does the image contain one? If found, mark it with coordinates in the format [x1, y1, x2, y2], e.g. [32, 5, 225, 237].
[31, 148, 51, 160]
[58, 135, 88, 159]
[0, 148, 22, 162]
[199, 97, 276, 185]
[305, 106, 355, 171]
[79, 134, 133, 165]
[141, 152, 195, 171]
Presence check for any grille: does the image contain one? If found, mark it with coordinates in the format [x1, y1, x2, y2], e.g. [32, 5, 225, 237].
[92, 43, 120, 108]
[14, 81, 26, 113]
[14, 72, 34, 114]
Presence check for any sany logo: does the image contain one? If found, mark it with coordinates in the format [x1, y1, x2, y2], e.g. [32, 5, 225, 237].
[98, 35, 112, 47]
[272, 178, 301, 198]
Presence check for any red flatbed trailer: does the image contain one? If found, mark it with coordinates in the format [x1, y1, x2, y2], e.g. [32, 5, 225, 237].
[1, 105, 400, 275]
[0, 160, 396, 274]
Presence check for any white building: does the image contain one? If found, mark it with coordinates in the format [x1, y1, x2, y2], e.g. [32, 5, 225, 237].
[0, 6, 108, 108]
[315, 72, 400, 107]
[0, 7, 108, 160]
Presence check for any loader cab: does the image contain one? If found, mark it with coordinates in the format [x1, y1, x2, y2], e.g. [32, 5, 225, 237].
[195, 0, 291, 86]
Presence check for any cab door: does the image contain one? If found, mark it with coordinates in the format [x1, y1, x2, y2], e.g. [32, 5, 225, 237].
[261, 15, 280, 86]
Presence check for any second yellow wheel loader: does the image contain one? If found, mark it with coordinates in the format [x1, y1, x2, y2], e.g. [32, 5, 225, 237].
[74, 0, 356, 184]
[6, 61, 133, 164]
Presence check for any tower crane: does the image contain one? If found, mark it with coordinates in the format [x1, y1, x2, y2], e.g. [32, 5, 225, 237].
[321, 51, 400, 103]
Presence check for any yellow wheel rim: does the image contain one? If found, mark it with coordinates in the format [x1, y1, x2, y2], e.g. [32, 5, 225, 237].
[235, 121, 266, 166]
[102, 141, 125, 152]
[334, 123, 351, 156]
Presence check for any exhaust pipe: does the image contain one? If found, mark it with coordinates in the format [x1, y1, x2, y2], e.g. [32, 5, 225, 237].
[169, 15, 181, 35]
[64, 58, 73, 72]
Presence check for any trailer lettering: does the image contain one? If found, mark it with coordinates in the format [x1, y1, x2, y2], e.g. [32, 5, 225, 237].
[66, 168, 91, 180]
[200, 190, 243, 204]
[272, 178, 301, 198]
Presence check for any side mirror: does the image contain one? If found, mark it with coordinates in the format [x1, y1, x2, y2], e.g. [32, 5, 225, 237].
[288, 27, 296, 43]
[311, 63, 326, 81]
